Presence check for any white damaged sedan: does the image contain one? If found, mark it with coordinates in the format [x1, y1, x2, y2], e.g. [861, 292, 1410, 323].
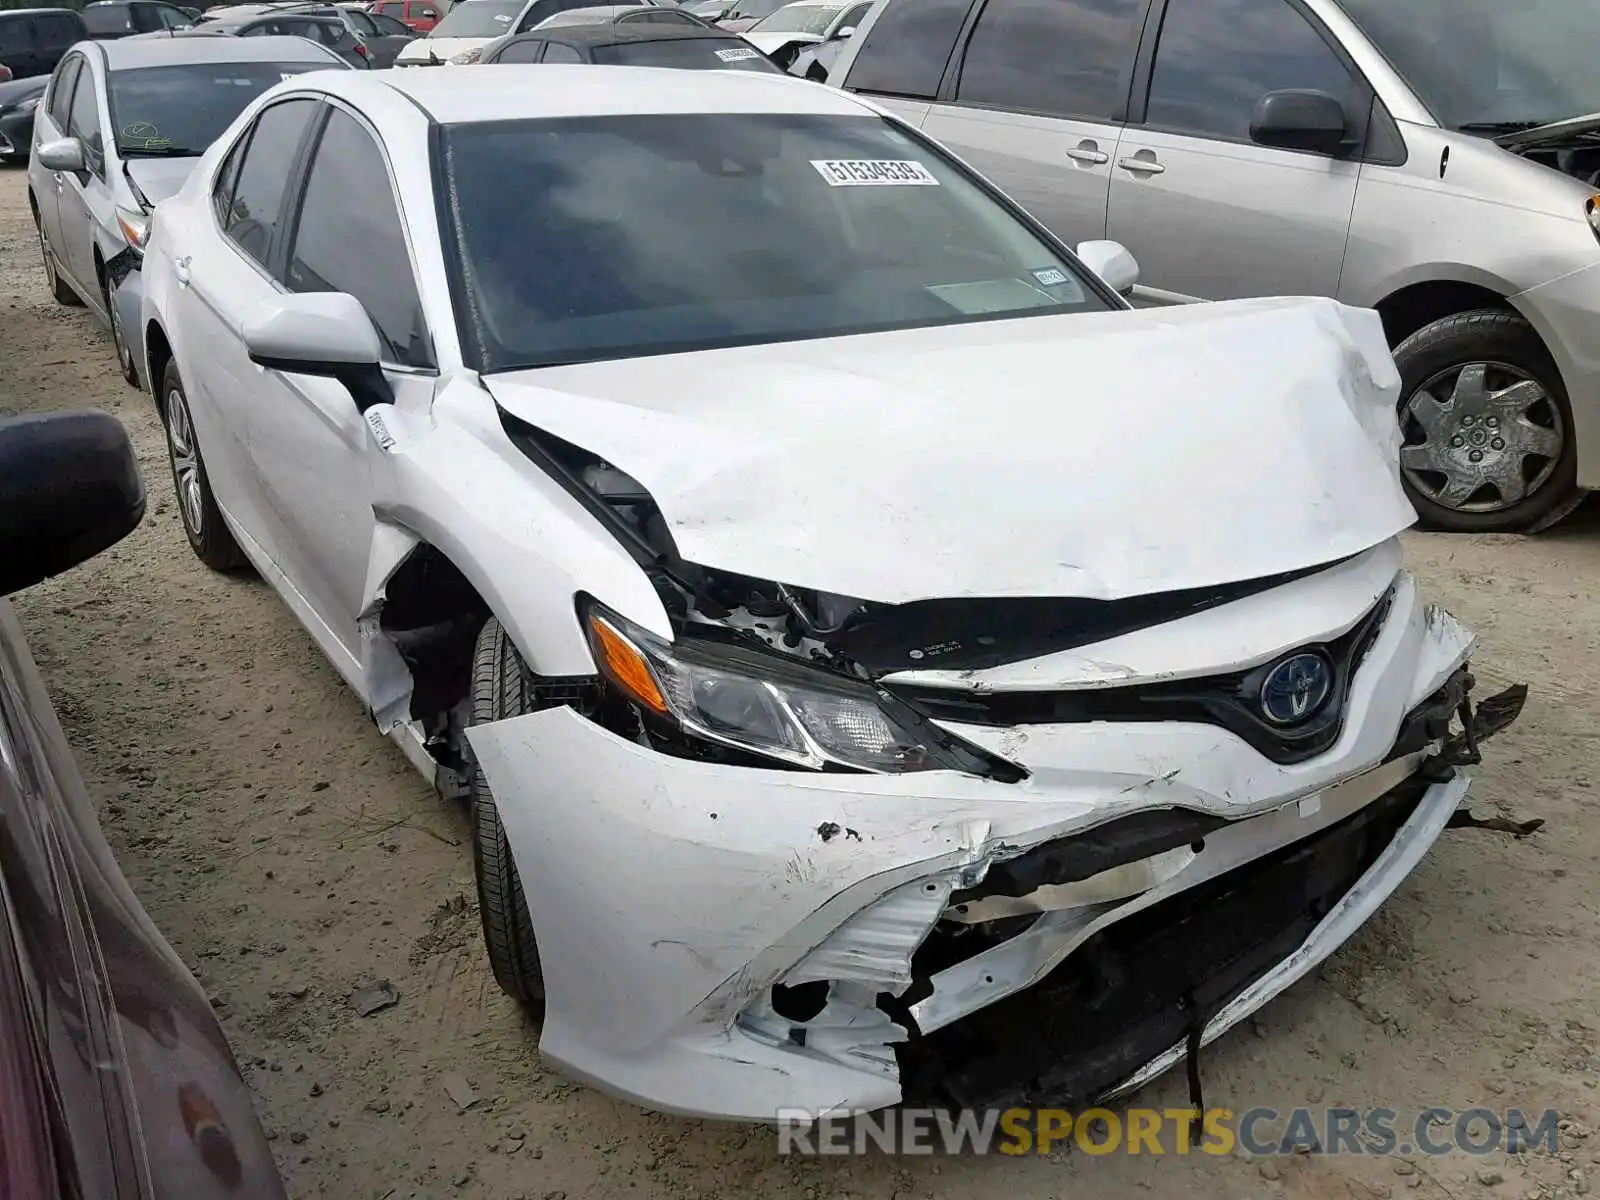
[139, 65, 1523, 1120]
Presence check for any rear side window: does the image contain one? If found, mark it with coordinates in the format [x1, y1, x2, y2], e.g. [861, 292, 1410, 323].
[0, 17, 35, 57]
[344, 8, 379, 34]
[955, 0, 1144, 120]
[842, 0, 968, 100]
[493, 35, 543, 59]
[540, 40, 580, 59]
[83, 5, 136, 34]
[34, 12, 85, 48]
[1143, 0, 1356, 142]
[286, 108, 431, 366]
[221, 97, 317, 269]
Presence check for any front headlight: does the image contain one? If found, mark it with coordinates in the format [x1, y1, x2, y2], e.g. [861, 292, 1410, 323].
[583, 603, 1012, 775]
[115, 207, 150, 252]
[1588, 195, 1600, 245]
[448, 46, 483, 63]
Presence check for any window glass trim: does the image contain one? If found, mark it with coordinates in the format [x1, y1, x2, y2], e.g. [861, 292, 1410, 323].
[939, 0, 1156, 123]
[279, 97, 438, 372]
[1127, 0, 1383, 159]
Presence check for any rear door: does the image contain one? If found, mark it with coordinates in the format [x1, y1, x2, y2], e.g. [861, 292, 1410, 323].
[167, 96, 322, 549]
[1105, 0, 1366, 301]
[918, 0, 1149, 247]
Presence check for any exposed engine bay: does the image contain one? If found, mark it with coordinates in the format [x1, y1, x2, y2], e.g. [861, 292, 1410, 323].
[1511, 129, 1600, 187]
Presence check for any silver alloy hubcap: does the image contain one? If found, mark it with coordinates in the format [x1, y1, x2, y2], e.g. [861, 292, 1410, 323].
[166, 387, 204, 534]
[1400, 361, 1563, 513]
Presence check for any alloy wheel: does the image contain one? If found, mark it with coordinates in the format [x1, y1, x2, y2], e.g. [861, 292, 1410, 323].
[1399, 360, 1564, 514]
[165, 385, 205, 536]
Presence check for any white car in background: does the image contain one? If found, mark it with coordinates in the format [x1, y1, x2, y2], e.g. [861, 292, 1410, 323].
[741, 0, 868, 61]
[137, 65, 1522, 1120]
[393, 0, 676, 61]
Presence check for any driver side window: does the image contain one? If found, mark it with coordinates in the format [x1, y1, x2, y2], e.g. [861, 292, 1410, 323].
[65, 64, 103, 175]
[218, 98, 319, 271]
[46, 55, 80, 130]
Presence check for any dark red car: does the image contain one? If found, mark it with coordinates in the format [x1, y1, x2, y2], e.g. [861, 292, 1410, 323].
[0, 410, 286, 1200]
[368, 0, 447, 32]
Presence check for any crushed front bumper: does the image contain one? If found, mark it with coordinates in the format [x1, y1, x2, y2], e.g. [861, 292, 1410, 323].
[465, 579, 1518, 1120]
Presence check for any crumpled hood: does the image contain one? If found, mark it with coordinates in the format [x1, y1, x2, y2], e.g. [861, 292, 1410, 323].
[485, 296, 1415, 605]
[1494, 110, 1600, 149]
[124, 157, 199, 207]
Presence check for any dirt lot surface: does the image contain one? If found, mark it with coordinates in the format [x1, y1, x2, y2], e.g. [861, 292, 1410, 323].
[3, 164, 1599, 1200]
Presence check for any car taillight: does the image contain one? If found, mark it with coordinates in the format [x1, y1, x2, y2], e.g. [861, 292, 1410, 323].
[354, 40, 369, 54]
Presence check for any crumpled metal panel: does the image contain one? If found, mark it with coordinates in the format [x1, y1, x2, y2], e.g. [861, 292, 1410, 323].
[783, 873, 960, 992]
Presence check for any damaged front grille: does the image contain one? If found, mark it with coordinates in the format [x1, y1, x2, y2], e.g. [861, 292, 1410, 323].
[887, 587, 1394, 766]
[897, 777, 1426, 1110]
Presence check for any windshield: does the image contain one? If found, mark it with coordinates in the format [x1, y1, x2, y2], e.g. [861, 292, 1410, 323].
[109, 61, 330, 157]
[440, 113, 1108, 371]
[596, 37, 780, 69]
[749, 3, 840, 34]
[1338, 0, 1600, 131]
[429, 0, 519, 36]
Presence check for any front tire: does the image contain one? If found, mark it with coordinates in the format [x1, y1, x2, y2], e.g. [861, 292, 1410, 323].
[35, 211, 81, 307]
[103, 275, 139, 388]
[466, 617, 545, 1010]
[160, 361, 248, 572]
[1394, 310, 1580, 533]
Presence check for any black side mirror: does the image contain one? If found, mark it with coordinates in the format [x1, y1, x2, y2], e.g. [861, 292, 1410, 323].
[0, 411, 145, 597]
[1249, 89, 1355, 156]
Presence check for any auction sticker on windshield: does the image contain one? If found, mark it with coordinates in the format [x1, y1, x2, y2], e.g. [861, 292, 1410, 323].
[714, 45, 759, 60]
[811, 159, 939, 186]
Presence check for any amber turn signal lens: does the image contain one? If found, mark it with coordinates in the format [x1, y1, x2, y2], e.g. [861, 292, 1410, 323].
[587, 613, 668, 714]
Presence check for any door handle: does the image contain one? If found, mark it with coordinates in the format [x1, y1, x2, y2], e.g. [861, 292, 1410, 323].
[1117, 152, 1166, 176]
[1064, 142, 1109, 166]
[174, 256, 192, 287]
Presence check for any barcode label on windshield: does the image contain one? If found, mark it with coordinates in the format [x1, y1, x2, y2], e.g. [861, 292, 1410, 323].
[714, 46, 759, 60]
[811, 159, 939, 187]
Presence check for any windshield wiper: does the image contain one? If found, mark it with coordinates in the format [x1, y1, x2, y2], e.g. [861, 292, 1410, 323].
[121, 145, 203, 157]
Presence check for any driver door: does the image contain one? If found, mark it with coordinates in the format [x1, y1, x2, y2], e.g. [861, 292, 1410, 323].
[245, 104, 437, 682]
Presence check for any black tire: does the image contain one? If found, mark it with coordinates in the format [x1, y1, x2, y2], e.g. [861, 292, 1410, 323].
[102, 273, 140, 388]
[465, 617, 545, 1010]
[160, 360, 249, 572]
[1393, 309, 1580, 533]
[34, 207, 81, 307]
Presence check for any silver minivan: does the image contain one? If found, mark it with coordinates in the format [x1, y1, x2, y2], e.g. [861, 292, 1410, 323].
[829, 0, 1600, 533]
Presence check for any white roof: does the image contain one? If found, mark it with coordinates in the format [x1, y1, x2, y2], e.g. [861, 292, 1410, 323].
[313, 62, 874, 122]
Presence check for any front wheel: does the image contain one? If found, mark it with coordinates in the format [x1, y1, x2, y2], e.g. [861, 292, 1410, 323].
[1394, 310, 1581, 533]
[103, 276, 139, 388]
[160, 361, 249, 572]
[465, 617, 545, 1010]
[35, 211, 80, 307]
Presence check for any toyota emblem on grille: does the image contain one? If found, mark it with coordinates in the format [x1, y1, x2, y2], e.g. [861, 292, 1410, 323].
[1259, 652, 1334, 726]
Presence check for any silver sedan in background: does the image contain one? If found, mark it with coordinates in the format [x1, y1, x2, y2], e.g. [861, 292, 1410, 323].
[26, 34, 349, 388]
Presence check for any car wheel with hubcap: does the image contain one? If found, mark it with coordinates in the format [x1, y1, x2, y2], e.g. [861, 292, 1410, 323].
[103, 276, 139, 388]
[35, 213, 81, 307]
[465, 616, 545, 1012]
[1393, 309, 1580, 533]
[161, 361, 249, 571]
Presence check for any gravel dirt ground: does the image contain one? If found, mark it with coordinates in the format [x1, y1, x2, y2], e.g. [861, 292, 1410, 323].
[4, 163, 1599, 1200]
